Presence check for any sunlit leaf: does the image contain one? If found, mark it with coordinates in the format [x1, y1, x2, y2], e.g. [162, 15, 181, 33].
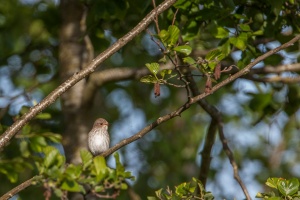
[205, 49, 225, 61]
[80, 149, 93, 170]
[183, 56, 196, 65]
[229, 32, 248, 50]
[140, 75, 157, 83]
[277, 178, 299, 196]
[160, 69, 172, 79]
[93, 156, 107, 176]
[158, 29, 169, 44]
[36, 113, 51, 119]
[168, 25, 180, 46]
[173, 45, 192, 55]
[266, 177, 281, 189]
[60, 179, 85, 192]
[214, 27, 229, 38]
[145, 63, 160, 75]
[43, 146, 60, 168]
[64, 164, 82, 179]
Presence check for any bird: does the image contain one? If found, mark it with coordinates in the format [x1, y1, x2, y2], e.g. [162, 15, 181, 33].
[88, 118, 110, 156]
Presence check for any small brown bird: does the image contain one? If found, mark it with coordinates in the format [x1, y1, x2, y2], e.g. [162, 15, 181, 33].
[88, 118, 110, 156]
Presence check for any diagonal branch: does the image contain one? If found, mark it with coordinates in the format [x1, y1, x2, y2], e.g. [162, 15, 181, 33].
[218, 125, 251, 200]
[0, 0, 177, 151]
[0, 175, 43, 200]
[102, 35, 300, 157]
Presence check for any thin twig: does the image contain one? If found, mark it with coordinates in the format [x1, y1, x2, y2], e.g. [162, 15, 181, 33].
[172, 9, 179, 25]
[151, 0, 160, 33]
[218, 125, 252, 200]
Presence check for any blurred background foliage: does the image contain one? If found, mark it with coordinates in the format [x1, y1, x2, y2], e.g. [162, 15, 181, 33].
[0, 0, 300, 199]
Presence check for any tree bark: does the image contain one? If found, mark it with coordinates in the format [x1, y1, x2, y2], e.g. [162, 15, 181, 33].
[59, 0, 92, 163]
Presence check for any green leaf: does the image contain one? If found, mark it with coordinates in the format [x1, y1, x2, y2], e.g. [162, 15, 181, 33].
[229, 32, 248, 50]
[174, 0, 191, 9]
[183, 57, 196, 65]
[277, 178, 299, 196]
[158, 29, 169, 44]
[233, 14, 248, 20]
[160, 69, 172, 79]
[158, 56, 167, 63]
[253, 30, 264, 35]
[140, 75, 157, 84]
[205, 49, 225, 61]
[266, 177, 281, 189]
[220, 40, 231, 56]
[46, 133, 62, 143]
[22, 124, 31, 134]
[114, 152, 125, 173]
[20, 140, 30, 158]
[43, 146, 64, 169]
[239, 24, 251, 32]
[64, 164, 82, 179]
[80, 149, 93, 170]
[36, 113, 51, 119]
[155, 188, 163, 198]
[147, 197, 157, 200]
[214, 27, 229, 38]
[30, 136, 47, 152]
[60, 179, 85, 192]
[167, 25, 180, 46]
[94, 185, 105, 192]
[173, 45, 192, 55]
[120, 183, 128, 190]
[93, 156, 107, 176]
[145, 63, 160, 75]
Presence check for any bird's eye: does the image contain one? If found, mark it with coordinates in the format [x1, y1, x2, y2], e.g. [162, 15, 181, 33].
[100, 123, 103, 125]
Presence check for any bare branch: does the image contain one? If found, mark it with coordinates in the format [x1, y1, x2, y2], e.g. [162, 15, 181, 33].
[0, 0, 177, 151]
[199, 119, 218, 186]
[218, 126, 251, 200]
[251, 63, 300, 74]
[0, 175, 43, 200]
[247, 75, 300, 83]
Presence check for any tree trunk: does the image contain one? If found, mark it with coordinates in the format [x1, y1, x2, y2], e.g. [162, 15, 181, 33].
[59, 0, 93, 163]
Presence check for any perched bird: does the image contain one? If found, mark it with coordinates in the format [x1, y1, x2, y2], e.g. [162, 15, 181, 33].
[88, 118, 110, 156]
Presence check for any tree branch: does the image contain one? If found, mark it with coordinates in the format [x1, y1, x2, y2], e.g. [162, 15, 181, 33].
[199, 119, 218, 186]
[218, 126, 251, 200]
[250, 63, 300, 74]
[0, 0, 177, 151]
[100, 35, 300, 200]
[246, 75, 300, 83]
[0, 175, 43, 200]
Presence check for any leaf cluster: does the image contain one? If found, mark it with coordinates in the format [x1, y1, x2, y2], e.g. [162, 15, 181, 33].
[256, 177, 300, 199]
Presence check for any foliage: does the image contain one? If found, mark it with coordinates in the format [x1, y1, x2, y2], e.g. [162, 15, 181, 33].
[148, 178, 214, 200]
[36, 149, 133, 199]
[0, 0, 300, 199]
[256, 177, 300, 199]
